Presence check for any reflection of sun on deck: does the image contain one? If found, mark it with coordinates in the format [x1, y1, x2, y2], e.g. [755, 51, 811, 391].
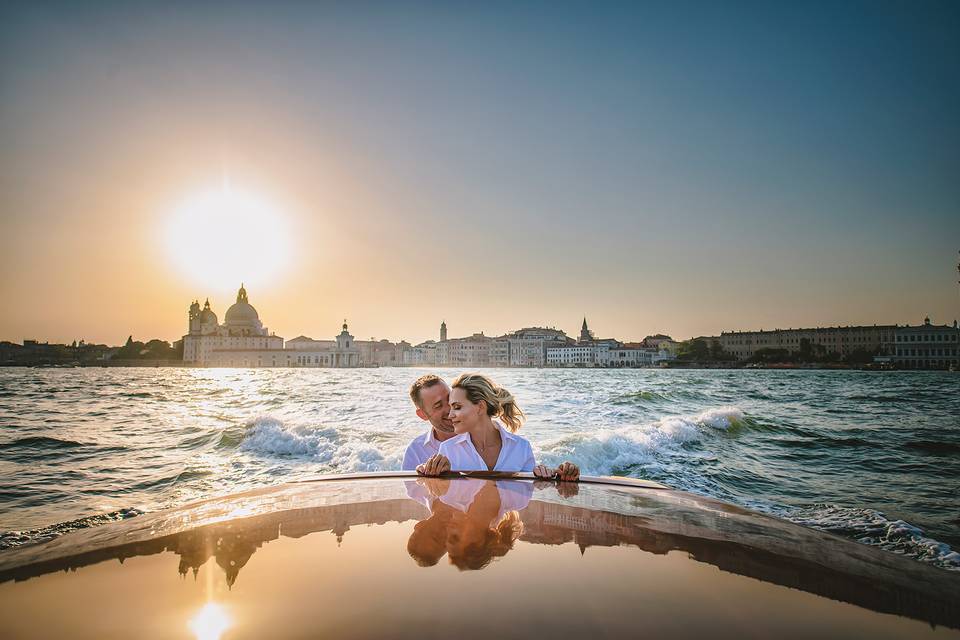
[0, 476, 958, 638]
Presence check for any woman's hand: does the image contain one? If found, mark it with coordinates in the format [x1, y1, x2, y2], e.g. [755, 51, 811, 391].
[555, 461, 580, 482]
[533, 464, 554, 479]
[416, 454, 451, 477]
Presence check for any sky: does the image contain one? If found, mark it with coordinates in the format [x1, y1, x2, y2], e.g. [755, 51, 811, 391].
[1, 1, 958, 346]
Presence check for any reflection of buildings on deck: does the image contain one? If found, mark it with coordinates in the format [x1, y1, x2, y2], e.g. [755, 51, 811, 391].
[7, 481, 957, 629]
[169, 498, 427, 586]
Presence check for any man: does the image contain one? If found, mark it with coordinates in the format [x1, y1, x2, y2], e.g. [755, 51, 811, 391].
[402, 374, 457, 470]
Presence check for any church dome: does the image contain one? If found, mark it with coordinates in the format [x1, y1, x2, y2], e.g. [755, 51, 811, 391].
[200, 299, 218, 325]
[224, 285, 262, 329]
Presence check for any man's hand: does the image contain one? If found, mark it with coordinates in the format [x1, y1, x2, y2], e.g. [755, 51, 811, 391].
[416, 454, 451, 477]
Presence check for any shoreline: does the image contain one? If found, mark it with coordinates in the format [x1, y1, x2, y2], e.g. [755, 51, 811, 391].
[0, 362, 952, 371]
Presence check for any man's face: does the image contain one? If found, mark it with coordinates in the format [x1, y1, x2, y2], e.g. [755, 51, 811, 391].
[416, 382, 455, 438]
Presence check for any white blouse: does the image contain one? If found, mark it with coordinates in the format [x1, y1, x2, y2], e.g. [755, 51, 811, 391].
[438, 422, 536, 472]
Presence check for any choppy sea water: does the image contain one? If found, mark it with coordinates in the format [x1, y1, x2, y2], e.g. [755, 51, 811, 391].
[1, 368, 958, 570]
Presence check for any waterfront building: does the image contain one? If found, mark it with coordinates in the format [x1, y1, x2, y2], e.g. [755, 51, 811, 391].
[282, 321, 361, 368]
[489, 337, 511, 367]
[719, 325, 896, 361]
[403, 340, 437, 366]
[546, 344, 599, 367]
[286, 336, 336, 350]
[641, 334, 679, 352]
[182, 286, 362, 367]
[355, 338, 408, 366]
[598, 343, 673, 367]
[508, 327, 569, 367]
[445, 333, 493, 367]
[436, 339, 450, 366]
[889, 317, 959, 370]
[182, 285, 284, 365]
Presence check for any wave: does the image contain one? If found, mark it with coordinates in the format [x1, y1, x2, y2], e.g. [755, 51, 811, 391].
[0, 507, 144, 551]
[535, 406, 745, 475]
[612, 389, 709, 405]
[234, 416, 394, 472]
[903, 440, 960, 456]
[783, 504, 960, 572]
[0, 436, 87, 450]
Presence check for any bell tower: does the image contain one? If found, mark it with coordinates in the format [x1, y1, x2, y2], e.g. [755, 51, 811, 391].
[440, 320, 447, 342]
[580, 317, 593, 343]
[188, 300, 202, 335]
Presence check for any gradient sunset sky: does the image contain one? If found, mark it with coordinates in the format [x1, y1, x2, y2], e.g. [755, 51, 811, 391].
[1, 1, 958, 346]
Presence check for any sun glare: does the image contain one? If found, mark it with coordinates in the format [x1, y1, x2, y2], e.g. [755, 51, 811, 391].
[188, 602, 232, 640]
[164, 185, 293, 291]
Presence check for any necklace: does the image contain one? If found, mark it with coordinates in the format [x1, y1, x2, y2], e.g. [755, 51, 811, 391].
[475, 430, 498, 452]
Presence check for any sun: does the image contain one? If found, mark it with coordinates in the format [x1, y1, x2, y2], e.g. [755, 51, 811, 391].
[164, 184, 293, 291]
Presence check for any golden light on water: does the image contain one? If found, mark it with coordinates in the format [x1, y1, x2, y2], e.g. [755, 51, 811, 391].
[188, 602, 232, 640]
[163, 185, 293, 291]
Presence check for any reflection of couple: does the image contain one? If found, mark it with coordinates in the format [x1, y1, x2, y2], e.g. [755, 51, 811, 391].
[406, 477, 531, 570]
[402, 373, 579, 481]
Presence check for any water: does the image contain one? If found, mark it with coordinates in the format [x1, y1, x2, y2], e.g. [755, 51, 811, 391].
[1, 368, 958, 570]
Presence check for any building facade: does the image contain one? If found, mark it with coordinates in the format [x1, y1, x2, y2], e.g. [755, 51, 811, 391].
[507, 327, 569, 367]
[719, 325, 896, 361]
[546, 344, 599, 367]
[182, 285, 284, 365]
[282, 322, 361, 367]
[403, 341, 438, 366]
[888, 317, 959, 370]
[182, 286, 361, 367]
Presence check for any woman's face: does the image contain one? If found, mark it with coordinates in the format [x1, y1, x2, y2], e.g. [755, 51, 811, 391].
[448, 387, 483, 434]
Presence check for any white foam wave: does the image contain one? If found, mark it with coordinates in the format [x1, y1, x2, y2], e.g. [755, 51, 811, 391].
[238, 416, 396, 472]
[535, 406, 744, 476]
[785, 504, 960, 571]
[695, 406, 744, 430]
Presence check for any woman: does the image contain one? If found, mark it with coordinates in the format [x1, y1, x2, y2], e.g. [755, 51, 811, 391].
[416, 373, 579, 480]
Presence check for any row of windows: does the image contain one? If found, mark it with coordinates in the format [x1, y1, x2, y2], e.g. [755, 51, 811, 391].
[897, 334, 957, 343]
[896, 348, 957, 357]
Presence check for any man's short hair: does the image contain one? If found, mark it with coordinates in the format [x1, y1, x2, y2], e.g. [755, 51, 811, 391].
[410, 374, 445, 408]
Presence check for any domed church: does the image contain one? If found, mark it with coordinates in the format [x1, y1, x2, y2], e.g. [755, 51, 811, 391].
[181, 285, 361, 367]
[182, 285, 285, 365]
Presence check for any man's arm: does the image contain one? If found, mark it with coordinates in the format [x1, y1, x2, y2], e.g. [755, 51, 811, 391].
[401, 442, 419, 471]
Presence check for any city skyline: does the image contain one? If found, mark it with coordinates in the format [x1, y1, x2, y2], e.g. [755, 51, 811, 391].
[5, 280, 958, 350]
[2, 2, 958, 345]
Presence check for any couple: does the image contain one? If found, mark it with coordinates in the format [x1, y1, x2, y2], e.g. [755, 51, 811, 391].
[403, 372, 579, 481]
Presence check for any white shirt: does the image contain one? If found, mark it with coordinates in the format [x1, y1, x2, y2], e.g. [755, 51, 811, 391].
[402, 429, 443, 470]
[438, 422, 536, 472]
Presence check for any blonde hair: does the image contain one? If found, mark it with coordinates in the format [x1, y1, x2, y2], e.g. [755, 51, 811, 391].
[449, 511, 524, 571]
[451, 373, 525, 432]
